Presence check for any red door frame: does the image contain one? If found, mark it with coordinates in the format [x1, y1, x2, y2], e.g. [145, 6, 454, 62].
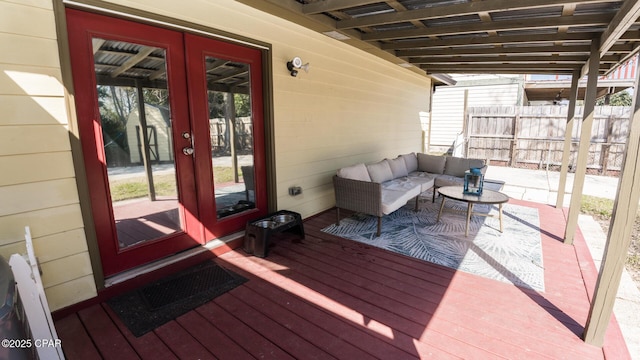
[184, 33, 268, 240]
[66, 9, 268, 276]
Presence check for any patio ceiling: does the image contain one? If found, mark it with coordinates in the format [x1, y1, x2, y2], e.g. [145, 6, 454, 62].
[240, 0, 640, 79]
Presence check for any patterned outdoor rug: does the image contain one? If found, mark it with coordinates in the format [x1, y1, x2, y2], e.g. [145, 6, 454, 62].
[322, 196, 545, 291]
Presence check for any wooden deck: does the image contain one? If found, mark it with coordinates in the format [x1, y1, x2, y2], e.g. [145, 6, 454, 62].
[54, 199, 630, 359]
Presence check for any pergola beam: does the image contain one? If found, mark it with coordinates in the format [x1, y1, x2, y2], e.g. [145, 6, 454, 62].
[337, 0, 612, 30]
[422, 63, 582, 73]
[362, 14, 613, 41]
[599, 0, 640, 55]
[410, 55, 621, 65]
[399, 44, 633, 58]
[565, 39, 600, 245]
[583, 50, 640, 346]
[382, 33, 599, 50]
[555, 69, 581, 209]
[580, 0, 640, 77]
[302, 0, 378, 14]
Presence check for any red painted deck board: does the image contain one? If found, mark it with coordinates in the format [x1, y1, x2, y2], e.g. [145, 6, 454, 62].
[77, 304, 140, 360]
[54, 200, 630, 359]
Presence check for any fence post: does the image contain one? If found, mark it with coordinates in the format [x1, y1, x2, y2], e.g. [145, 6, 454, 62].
[464, 113, 471, 157]
[509, 108, 519, 167]
[601, 115, 614, 174]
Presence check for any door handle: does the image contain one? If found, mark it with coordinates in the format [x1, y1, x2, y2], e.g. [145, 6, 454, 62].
[182, 147, 194, 156]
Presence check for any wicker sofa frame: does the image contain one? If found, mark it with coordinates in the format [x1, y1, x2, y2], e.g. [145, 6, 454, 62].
[333, 154, 486, 237]
[333, 176, 419, 236]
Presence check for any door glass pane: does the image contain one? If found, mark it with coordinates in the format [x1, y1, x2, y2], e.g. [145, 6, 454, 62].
[93, 37, 182, 249]
[205, 56, 255, 218]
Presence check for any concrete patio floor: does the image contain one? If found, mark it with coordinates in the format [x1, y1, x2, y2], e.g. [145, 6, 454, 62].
[485, 166, 640, 359]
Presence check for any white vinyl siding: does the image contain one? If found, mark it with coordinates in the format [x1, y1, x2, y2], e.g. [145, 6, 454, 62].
[430, 83, 520, 150]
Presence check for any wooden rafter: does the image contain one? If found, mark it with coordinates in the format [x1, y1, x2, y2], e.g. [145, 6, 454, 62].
[362, 14, 614, 41]
[110, 46, 155, 78]
[336, 0, 612, 30]
[242, 0, 639, 77]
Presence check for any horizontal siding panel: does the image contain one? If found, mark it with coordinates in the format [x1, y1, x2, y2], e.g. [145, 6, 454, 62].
[0, 178, 79, 217]
[431, 88, 465, 146]
[0, 204, 84, 244]
[45, 274, 97, 311]
[467, 84, 519, 106]
[1, 95, 69, 125]
[3, 0, 53, 10]
[0, 34, 61, 68]
[431, 84, 520, 147]
[0, 1, 56, 39]
[0, 152, 75, 186]
[0, 242, 25, 261]
[0, 125, 71, 156]
[33, 228, 89, 263]
[0, 65, 65, 96]
[40, 252, 93, 288]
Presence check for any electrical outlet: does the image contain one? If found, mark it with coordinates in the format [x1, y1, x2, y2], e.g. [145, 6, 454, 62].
[289, 186, 302, 196]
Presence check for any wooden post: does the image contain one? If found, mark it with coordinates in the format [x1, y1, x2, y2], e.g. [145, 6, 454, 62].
[510, 109, 520, 167]
[462, 90, 469, 157]
[583, 51, 640, 346]
[136, 82, 156, 201]
[601, 115, 613, 175]
[225, 92, 239, 183]
[565, 41, 600, 244]
[556, 69, 581, 208]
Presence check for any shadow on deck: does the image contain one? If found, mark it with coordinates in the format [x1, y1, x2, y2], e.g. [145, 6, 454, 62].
[53, 199, 630, 359]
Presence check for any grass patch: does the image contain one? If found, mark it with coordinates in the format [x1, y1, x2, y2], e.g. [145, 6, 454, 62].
[580, 195, 614, 220]
[109, 167, 242, 202]
[580, 194, 640, 283]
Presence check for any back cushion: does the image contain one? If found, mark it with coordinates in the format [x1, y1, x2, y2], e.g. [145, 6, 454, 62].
[366, 160, 394, 183]
[386, 157, 408, 178]
[444, 157, 485, 177]
[417, 153, 446, 174]
[336, 163, 371, 182]
[399, 153, 418, 173]
[468, 158, 485, 170]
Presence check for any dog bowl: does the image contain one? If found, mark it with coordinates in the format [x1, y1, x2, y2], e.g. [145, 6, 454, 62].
[253, 220, 276, 228]
[272, 214, 295, 224]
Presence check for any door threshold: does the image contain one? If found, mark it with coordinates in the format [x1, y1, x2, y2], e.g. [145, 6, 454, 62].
[104, 231, 244, 288]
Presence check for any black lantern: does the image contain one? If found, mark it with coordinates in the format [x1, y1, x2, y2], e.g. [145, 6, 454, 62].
[463, 167, 484, 195]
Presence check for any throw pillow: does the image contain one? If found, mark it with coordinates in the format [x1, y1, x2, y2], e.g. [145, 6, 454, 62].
[336, 163, 371, 182]
[417, 153, 446, 174]
[366, 160, 394, 183]
[386, 157, 408, 178]
[399, 153, 418, 173]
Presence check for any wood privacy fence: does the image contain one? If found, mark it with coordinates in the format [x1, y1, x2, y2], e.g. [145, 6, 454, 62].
[465, 106, 631, 175]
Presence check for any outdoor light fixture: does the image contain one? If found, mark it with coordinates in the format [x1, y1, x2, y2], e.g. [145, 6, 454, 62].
[287, 56, 310, 77]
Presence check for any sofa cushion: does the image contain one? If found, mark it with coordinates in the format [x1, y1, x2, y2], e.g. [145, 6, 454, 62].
[381, 177, 421, 192]
[443, 157, 485, 177]
[386, 157, 408, 178]
[435, 174, 465, 188]
[366, 160, 394, 183]
[407, 171, 437, 192]
[380, 186, 421, 215]
[443, 156, 469, 177]
[399, 153, 418, 173]
[417, 153, 446, 174]
[337, 163, 371, 182]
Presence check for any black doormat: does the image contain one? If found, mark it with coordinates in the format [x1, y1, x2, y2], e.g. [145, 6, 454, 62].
[106, 260, 247, 337]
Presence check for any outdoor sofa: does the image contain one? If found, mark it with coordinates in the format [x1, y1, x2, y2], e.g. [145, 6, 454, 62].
[333, 153, 486, 236]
